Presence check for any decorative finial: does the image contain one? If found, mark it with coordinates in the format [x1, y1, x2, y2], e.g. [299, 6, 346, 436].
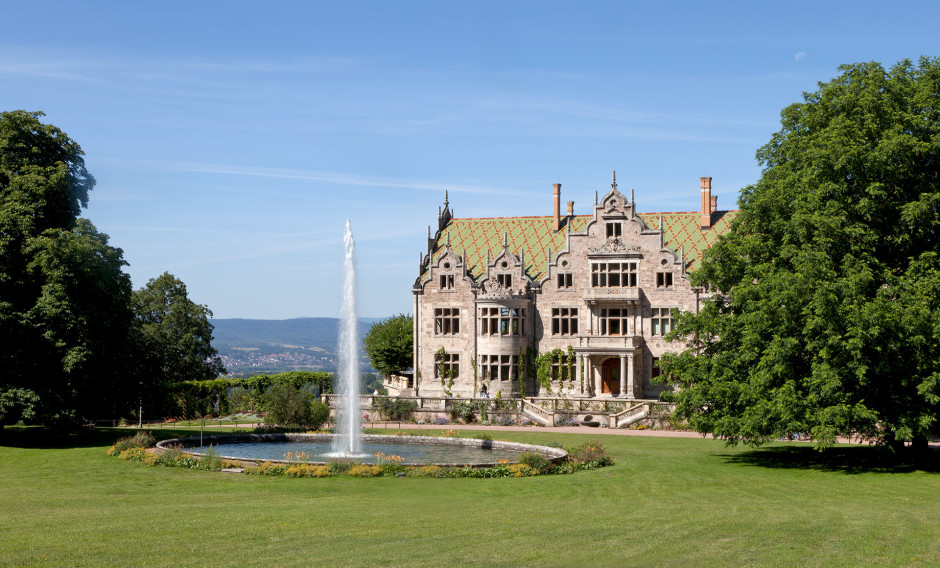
[444, 189, 449, 206]
[631, 188, 635, 204]
[503, 232, 509, 248]
[446, 232, 450, 246]
[427, 226, 431, 238]
[612, 170, 617, 190]
[594, 190, 598, 205]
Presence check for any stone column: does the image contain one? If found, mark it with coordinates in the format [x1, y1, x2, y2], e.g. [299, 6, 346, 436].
[626, 354, 635, 399]
[591, 358, 601, 396]
[619, 355, 627, 397]
[576, 354, 584, 395]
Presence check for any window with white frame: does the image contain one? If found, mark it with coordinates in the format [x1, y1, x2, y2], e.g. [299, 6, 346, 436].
[434, 308, 460, 335]
[599, 307, 631, 336]
[551, 307, 579, 336]
[651, 307, 673, 336]
[479, 306, 525, 336]
[479, 354, 517, 381]
[591, 262, 637, 287]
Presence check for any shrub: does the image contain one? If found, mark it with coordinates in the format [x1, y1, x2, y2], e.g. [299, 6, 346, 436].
[566, 440, 614, 469]
[200, 444, 222, 471]
[108, 431, 157, 455]
[411, 465, 442, 477]
[518, 452, 551, 473]
[348, 464, 381, 477]
[262, 383, 319, 428]
[371, 396, 417, 421]
[118, 447, 148, 462]
[474, 432, 493, 441]
[508, 464, 537, 477]
[308, 400, 330, 430]
[448, 401, 480, 423]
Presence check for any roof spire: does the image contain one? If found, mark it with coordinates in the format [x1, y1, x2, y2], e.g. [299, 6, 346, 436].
[444, 189, 449, 207]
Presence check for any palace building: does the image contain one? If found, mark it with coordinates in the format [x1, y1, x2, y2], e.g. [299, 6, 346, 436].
[400, 173, 736, 400]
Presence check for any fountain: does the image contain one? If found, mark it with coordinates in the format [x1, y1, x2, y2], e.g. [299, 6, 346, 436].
[331, 219, 363, 457]
[156, 219, 568, 468]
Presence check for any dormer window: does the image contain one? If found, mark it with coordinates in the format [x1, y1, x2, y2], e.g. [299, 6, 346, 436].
[606, 222, 622, 238]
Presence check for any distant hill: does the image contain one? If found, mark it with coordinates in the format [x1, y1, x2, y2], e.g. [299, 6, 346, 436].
[209, 317, 383, 376]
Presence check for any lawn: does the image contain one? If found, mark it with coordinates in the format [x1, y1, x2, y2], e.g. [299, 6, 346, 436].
[1, 427, 937, 568]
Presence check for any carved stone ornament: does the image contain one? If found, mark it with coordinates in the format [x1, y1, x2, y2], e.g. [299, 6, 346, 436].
[588, 238, 642, 255]
[484, 279, 500, 293]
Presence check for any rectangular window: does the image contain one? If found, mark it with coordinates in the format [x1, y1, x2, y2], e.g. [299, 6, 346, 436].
[591, 262, 637, 288]
[497, 274, 512, 288]
[550, 307, 579, 336]
[606, 222, 622, 238]
[434, 352, 459, 379]
[651, 308, 673, 336]
[557, 273, 573, 289]
[651, 356, 662, 380]
[599, 308, 630, 336]
[479, 354, 517, 381]
[550, 353, 572, 382]
[479, 307, 525, 336]
[656, 272, 673, 289]
[439, 274, 454, 289]
[434, 308, 460, 335]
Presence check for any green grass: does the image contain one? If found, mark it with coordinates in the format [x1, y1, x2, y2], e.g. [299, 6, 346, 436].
[1, 427, 938, 568]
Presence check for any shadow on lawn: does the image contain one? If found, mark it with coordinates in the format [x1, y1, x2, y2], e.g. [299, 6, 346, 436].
[0, 426, 212, 450]
[722, 445, 940, 474]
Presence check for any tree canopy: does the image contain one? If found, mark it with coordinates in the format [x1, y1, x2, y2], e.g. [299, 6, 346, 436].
[132, 272, 225, 390]
[363, 314, 413, 377]
[1, 111, 132, 426]
[661, 58, 940, 451]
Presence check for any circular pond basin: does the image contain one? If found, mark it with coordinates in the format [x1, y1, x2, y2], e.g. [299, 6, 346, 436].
[157, 433, 567, 467]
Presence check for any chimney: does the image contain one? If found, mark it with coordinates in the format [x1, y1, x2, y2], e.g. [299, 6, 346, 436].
[699, 177, 713, 229]
[553, 183, 562, 231]
[567, 200, 574, 218]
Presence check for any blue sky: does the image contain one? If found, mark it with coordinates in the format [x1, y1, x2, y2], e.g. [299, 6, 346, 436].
[3, 1, 939, 319]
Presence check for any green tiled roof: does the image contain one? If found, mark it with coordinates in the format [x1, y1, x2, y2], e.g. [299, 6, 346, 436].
[640, 210, 738, 271]
[431, 210, 737, 282]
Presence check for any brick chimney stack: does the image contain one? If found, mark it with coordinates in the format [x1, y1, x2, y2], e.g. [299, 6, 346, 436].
[700, 176, 714, 229]
[553, 183, 562, 231]
[567, 200, 574, 217]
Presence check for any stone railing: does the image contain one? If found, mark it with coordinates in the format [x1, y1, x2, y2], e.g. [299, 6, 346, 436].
[576, 335, 641, 349]
[609, 403, 649, 428]
[521, 400, 553, 426]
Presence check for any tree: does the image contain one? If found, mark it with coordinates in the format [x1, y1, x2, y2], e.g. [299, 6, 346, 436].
[661, 58, 940, 451]
[1, 110, 133, 426]
[131, 272, 225, 409]
[261, 382, 330, 430]
[362, 314, 413, 377]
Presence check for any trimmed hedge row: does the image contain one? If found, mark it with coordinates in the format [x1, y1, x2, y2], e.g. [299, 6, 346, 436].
[168, 371, 333, 418]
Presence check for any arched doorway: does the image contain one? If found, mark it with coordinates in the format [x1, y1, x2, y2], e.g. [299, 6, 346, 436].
[601, 358, 620, 396]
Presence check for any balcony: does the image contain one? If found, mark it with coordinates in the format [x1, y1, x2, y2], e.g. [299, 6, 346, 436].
[576, 335, 642, 350]
[583, 287, 640, 304]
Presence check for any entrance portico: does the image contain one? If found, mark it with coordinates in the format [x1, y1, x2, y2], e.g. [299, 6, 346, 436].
[573, 335, 641, 398]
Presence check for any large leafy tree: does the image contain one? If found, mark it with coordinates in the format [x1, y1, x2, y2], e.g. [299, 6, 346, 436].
[1, 110, 132, 426]
[363, 314, 413, 377]
[131, 272, 226, 403]
[661, 58, 940, 451]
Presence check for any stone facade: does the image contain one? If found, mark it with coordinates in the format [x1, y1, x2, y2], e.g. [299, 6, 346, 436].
[403, 174, 736, 400]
